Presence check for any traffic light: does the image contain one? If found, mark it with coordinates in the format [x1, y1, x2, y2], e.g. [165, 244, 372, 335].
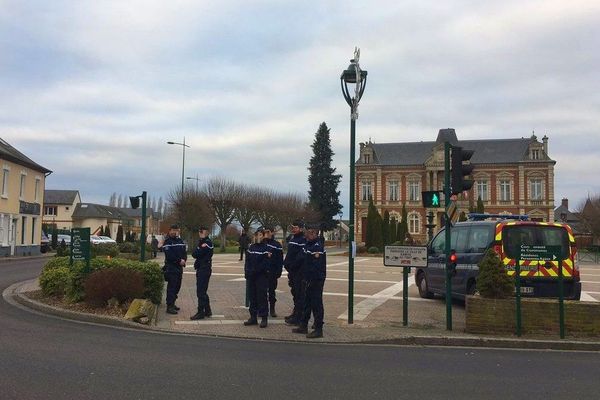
[448, 249, 458, 276]
[422, 191, 442, 208]
[451, 146, 474, 195]
[129, 196, 140, 209]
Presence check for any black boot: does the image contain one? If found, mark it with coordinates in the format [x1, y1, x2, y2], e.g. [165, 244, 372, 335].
[270, 304, 277, 318]
[166, 305, 178, 315]
[204, 305, 212, 318]
[292, 325, 308, 334]
[306, 328, 323, 339]
[259, 317, 268, 328]
[190, 311, 205, 320]
[243, 317, 258, 326]
[173, 304, 181, 311]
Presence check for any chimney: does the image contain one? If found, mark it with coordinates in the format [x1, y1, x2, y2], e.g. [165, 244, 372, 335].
[542, 135, 548, 156]
[561, 198, 568, 209]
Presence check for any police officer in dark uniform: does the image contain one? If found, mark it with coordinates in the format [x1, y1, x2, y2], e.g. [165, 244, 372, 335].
[243, 227, 270, 328]
[292, 223, 326, 338]
[264, 226, 283, 317]
[160, 224, 187, 315]
[284, 219, 306, 325]
[191, 226, 214, 320]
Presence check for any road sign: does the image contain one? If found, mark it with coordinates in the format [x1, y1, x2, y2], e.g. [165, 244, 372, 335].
[384, 245, 428, 268]
[516, 245, 564, 261]
[71, 228, 91, 271]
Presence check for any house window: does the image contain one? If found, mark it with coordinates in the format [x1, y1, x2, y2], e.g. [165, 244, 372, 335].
[361, 181, 372, 201]
[476, 180, 488, 201]
[364, 154, 371, 164]
[532, 149, 540, 160]
[1, 168, 9, 197]
[34, 179, 40, 202]
[530, 179, 543, 200]
[499, 180, 511, 201]
[31, 217, 36, 244]
[388, 180, 399, 201]
[21, 216, 26, 244]
[409, 213, 420, 234]
[408, 181, 420, 202]
[19, 173, 26, 198]
[44, 206, 57, 216]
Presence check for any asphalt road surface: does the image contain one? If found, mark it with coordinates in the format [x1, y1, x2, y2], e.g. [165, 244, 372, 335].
[1, 258, 599, 400]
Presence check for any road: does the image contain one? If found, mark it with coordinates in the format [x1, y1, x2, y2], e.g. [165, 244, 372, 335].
[1, 258, 599, 400]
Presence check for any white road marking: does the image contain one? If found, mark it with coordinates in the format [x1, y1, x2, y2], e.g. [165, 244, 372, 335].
[175, 319, 288, 326]
[580, 292, 599, 302]
[323, 291, 434, 302]
[338, 279, 415, 321]
[226, 276, 402, 284]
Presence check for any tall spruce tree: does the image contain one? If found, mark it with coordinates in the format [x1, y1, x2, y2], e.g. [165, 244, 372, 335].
[476, 196, 485, 213]
[365, 197, 376, 248]
[116, 225, 124, 244]
[397, 203, 408, 244]
[308, 122, 342, 230]
[382, 210, 391, 245]
[390, 217, 398, 244]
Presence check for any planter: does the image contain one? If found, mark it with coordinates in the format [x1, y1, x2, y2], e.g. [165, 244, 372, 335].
[466, 295, 600, 337]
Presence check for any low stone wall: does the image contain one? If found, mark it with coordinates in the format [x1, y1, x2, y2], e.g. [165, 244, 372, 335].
[466, 296, 600, 337]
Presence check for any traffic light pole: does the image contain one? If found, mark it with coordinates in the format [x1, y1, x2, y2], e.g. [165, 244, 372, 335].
[444, 142, 452, 331]
[140, 191, 147, 262]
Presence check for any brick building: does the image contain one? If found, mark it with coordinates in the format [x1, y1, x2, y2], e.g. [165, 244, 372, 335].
[355, 128, 556, 244]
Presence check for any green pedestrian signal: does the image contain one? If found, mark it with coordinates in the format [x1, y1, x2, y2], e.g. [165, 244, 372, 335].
[422, 191, 442, 208]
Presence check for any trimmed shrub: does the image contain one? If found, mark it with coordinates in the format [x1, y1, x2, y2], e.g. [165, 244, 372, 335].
[56, 240, 69, 257]
[477, 249, 514, 299]
[39, 266, 71, 297]
[91, 243, 119, 258]
[118, 242, 138, 254]
[357, 245, 368, 254]
[84, 268, 145, 307]
[43, 257, 71, 271]
[368, 246, 380, 254]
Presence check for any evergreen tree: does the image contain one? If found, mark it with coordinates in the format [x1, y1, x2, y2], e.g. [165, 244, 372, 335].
[104, 225, 111, 238]
[365, 197, 376, 248]
[308, 122, 342, 230]
[382, 210, 390, 246]
[390, 217, 397, 244]
[116, 225, 124, 244]
[130, 232, 137, 242]
[476, 196, 485, 213]
[373, 210, 384, 251]
[117, 194, 123, 208]
[125, 231, 132, 242]
[459, 211, 467, 222]
[477, 249, 514, 298]
[397, 203, 408, 244]
[51, 225, 58, 249]
[98, 225, 104, 236]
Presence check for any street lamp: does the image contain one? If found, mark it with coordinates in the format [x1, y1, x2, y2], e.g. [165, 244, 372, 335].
[186, 173, 201, 191]
[167, 137, 190, 197]
[340, 47, 367, 325]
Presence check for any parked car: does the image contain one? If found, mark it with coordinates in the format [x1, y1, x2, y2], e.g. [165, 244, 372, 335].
[40, 231, 50, 253]
[99, 236, 117, 244]
[415, 214, 580, 301]
[90, 235, 104, 245]
[47, 234, 72, 246]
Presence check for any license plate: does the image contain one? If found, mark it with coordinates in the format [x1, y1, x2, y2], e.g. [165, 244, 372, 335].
[520, 287, 534, 294]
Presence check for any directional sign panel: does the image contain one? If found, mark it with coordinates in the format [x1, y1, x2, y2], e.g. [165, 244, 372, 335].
[384, 245, 428, 268]
[516, 245, 564, 261]
[71, 228, 91, 262]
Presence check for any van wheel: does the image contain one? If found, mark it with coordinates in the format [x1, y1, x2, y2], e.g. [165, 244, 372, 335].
[417, 271, 434, 299]
[466, 280, 477, 296]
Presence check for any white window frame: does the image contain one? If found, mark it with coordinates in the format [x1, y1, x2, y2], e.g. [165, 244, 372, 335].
[44, 206, 57, 216]
[408, 181, 420, 202]
[532, 149, 540, 160]
[530, 178, 543, 200]
[476, 180, 489, 201]
[34, 177, 41, 202]
[408, 212, 420, 234]
[19, 172, 27, 199]
[1, 167, 10, 198]
[388, 180, 399, 201]
[499, 180, 511, 201]
[361, 181, 373, 201]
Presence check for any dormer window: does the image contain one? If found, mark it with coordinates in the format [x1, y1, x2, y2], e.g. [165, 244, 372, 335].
[531, 149, 540, 160]
[364, 154, 371, 164]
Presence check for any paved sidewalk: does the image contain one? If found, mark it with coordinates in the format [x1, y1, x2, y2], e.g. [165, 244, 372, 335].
[9, 252, 600, 350]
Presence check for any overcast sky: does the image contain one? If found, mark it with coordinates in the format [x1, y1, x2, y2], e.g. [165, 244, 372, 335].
[1, 0, 599, 215]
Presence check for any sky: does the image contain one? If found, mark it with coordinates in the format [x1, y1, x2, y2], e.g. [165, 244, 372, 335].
[1, 0, 599, 215]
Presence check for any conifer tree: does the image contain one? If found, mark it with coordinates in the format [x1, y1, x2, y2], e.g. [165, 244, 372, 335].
[365, 197, 376, 248]
[397, 203, 408, 244]
[116, 225, 124, 244]
[477, 249, 514, 298]
[308, 122, 342, 230]
[390, 217, 398, 244]
[382, 210, 390, 245]
[476, 196, 485, 213]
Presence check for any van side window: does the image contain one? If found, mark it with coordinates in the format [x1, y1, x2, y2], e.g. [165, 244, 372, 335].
[451, 226, 469, 253]
[468, 226, 493, 253]
[431, 231, 445, 254]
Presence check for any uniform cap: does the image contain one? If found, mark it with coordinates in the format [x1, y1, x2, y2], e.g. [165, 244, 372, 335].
[198, 226, 209, 231]
[170, 224, 180, 230]
[254, 227, 265, 235]
[291, 219, 305, 228]
[305, 223, 321, 231]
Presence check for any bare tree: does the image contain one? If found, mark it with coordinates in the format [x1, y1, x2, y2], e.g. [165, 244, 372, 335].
[234, 185, 261, 234]
[157, 197, 164, 217]
[205, 177, 244, 252]
[577, 196, 600, 244]
[109, 192, 117, 207]
[117, 194, 123, 208]
[255, 188, 280, 232]
[273, 192, 307, 242]
[167, 186, 214, 245]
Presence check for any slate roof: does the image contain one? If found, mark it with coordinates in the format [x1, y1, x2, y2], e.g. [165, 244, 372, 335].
[72, 203, 155, 220]
[359, 137, 552, 166]
[44, 190, 80, 205]
[0, 138, 51, 173]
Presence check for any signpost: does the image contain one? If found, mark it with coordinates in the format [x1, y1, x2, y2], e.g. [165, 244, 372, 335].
[70, 227, 91, 273]
[384, 245, 428, 326]
[516, 244, 566, 338]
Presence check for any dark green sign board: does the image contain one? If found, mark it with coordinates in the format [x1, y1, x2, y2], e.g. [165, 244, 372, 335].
[516, 245, 564, 261]
[71, 228, 91, 271]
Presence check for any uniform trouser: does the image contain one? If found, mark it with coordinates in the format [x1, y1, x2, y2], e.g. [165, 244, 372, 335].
[165, 269, 183, 306]
[289, 269, 306, 318]
[239, 247, 246, 260]
[267, 271, 279, 307]
[247, 272, 269, 318]
[195, 268, 212, 312]
[301, 279, 325, 329]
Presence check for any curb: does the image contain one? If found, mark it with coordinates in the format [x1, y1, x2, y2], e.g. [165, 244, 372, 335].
[7, 280, 600, 351]
[0, 254, 51, 264]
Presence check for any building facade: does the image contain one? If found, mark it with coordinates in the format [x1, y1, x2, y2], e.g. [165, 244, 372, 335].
[42, 190, 81, 230]
[0, 138, 51, 256]
[71, 203, 159, 240]
[355, 129, 556, 244]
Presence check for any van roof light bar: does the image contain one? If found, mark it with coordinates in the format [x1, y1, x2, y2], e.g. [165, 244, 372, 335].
[467, 213, 529, 221]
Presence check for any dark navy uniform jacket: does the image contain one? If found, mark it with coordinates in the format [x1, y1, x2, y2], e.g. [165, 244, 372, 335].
[244, 241, 270, 278]
[163, 236, 187, 272]
[266, 238, 283, 277]
[192, 237, 213, 270]
[283, 232, 306, 273]
[302, 238, 326, 281]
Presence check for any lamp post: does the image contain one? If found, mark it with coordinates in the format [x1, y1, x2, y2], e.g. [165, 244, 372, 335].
[186, 173, 201, 191]
[340, 47, 367, 325]
[167, 137, 190, 197]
